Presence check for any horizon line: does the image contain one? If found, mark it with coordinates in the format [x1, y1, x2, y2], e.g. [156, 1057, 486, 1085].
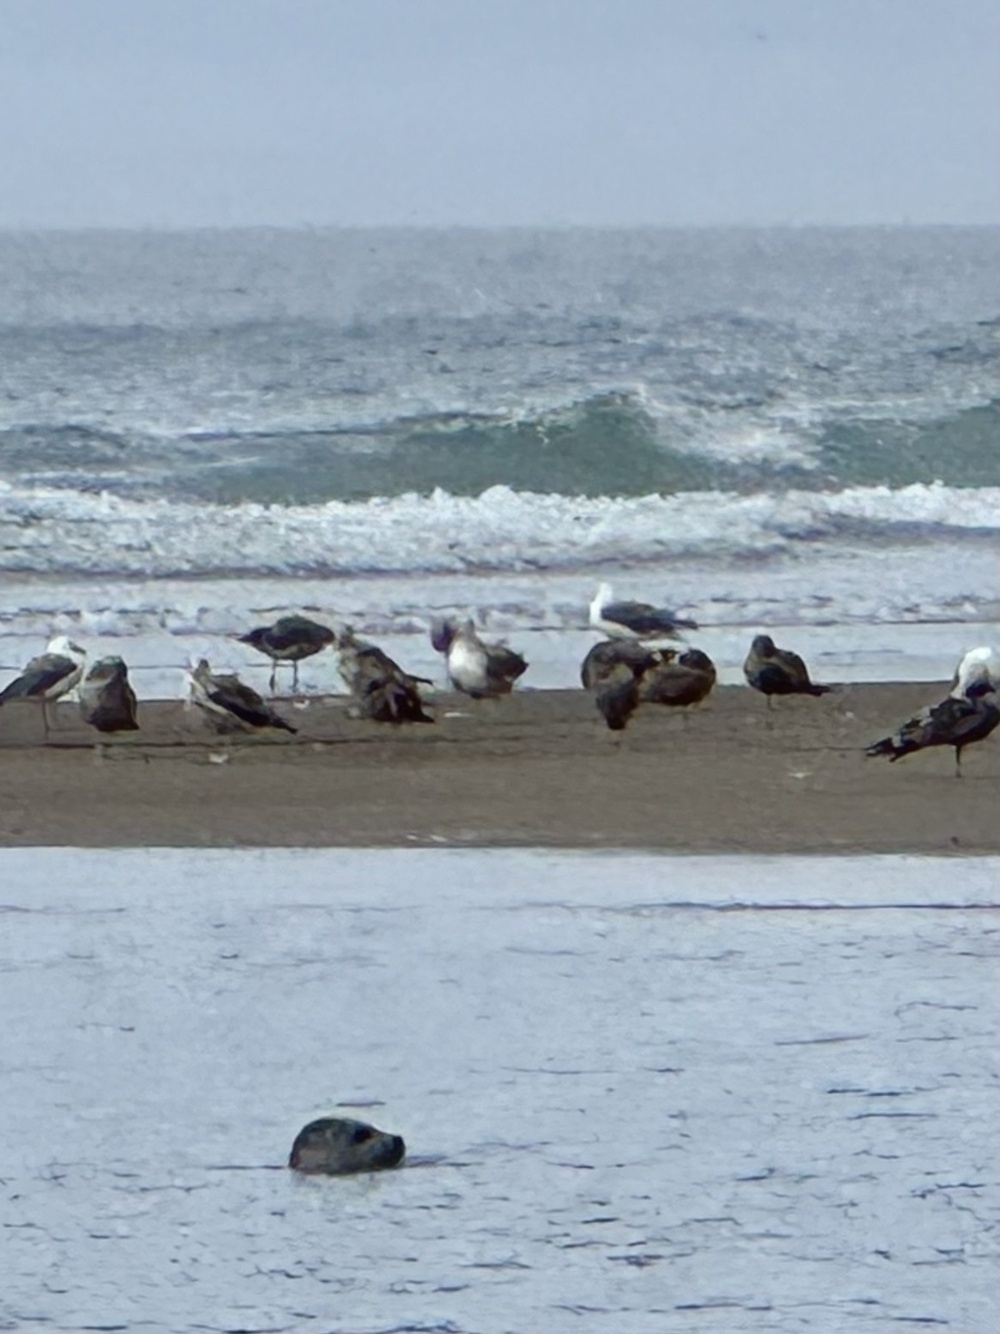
[1, 219, 997, 235]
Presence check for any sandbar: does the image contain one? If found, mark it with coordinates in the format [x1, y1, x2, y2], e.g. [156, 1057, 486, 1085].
[0, 682, 996, 853]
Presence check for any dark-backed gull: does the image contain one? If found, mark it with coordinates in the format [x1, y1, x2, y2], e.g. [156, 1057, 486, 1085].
[641, 648, 717, 709]
[187, 659, 297, 735]
[595, 670, 642, 731]
[80, 656, 139, 734]
[580, 639, 663, 691]
[743, 635, 831, 706]
[866, 685, 999, 777]
[0, 635, 87, 739]
[337, 628, 434, 724]
[589, 582, 698, 642]
[238, 615, 336, 692]
[950, 646, 1000, 700]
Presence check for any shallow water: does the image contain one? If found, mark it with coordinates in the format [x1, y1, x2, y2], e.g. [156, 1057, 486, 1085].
[1, 850, 998, 1333]
[2, 567, 997, 701]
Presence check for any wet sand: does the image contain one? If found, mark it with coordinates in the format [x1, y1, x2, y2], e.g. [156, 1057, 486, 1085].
[0, 683, 996, 851]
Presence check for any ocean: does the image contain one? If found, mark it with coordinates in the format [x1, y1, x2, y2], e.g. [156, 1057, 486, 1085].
[1, 226, 997, 694]
[1, 848, 997, 1333]
[3, 234, 998, 1334]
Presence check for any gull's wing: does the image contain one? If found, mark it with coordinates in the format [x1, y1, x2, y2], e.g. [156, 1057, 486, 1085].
[0, 652, 78, 703]
[601, 600, 697, 635]
[208, 673, 296, 732]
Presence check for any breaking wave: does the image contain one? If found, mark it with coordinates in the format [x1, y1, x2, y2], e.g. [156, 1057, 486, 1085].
[2, 478, 996, 580]
[1, 394, 996, 505]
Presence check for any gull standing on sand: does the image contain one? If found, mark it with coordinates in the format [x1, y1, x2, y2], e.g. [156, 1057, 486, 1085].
[0, 635, 87, 739]
[866, 684, 999, 778]
[589, 582, 698, 642]
[187, 659, 297, 735]
[336, 628, 434, 724]
[430, 618, 528, 699]
[238, 615, 336, 692]
[743, 634, 831, 706]
[79, 656, 139, 735]
[950, 646, 1000, 700]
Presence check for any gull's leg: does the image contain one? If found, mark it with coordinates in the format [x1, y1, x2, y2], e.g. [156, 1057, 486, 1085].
[764, 691, 777, 731]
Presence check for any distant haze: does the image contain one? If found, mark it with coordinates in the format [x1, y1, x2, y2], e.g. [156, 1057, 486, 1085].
[1, 0, 997, 228]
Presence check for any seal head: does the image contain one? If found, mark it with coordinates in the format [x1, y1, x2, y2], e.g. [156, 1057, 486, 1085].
[288, 1116, 406, 1175]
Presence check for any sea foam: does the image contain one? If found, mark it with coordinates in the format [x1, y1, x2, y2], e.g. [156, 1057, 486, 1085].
[2, 480, 996, 579]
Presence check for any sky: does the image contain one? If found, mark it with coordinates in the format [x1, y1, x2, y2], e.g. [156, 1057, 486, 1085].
[1, 0, 997, 229]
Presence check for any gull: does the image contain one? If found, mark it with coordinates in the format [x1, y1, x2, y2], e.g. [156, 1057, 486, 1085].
[580, 639, 663, 691]
[237, 615, 336, 693]
[950, 646, 1000, 700]
[580, 640, 661, 732]
[336, 628, 434, 724]
[79, 657, 139, 735]
[743, 635, 831, 706]
[0, 635, 87, 740]
[866, 685, 999, 778]
[187, 659, 297, 736]
[430, 618, 528, 699]
[641, 648, 717, 710]
[589, 582, 698, 642]
[594, 667, 642, 732]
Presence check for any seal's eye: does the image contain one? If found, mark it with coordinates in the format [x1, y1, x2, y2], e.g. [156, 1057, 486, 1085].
[351, 1125, 375, 1145]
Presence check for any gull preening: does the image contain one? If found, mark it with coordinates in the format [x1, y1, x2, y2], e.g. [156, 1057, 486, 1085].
[950, 646, 1000, 700]
[336, 628, 434, 724]
[866, 684, 1000, 777]
[594, 671, 642, 731]
[743, 635, 831, 706]
[0, 635, 87, 739]
[580, 641, 716, 730]
[79, 656, 139, 734]
[580, 639, 663, 691]
[589, 582, 698, 642]
[641, 648, 717, 710]
[238, 615, 336, 692]
[187, 659, 297, 736]
[430, 618, 528, 699]
[580, 639, 659, 731]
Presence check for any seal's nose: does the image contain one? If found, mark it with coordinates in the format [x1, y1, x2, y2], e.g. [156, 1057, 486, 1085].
[389, 1134, 406, 1164]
